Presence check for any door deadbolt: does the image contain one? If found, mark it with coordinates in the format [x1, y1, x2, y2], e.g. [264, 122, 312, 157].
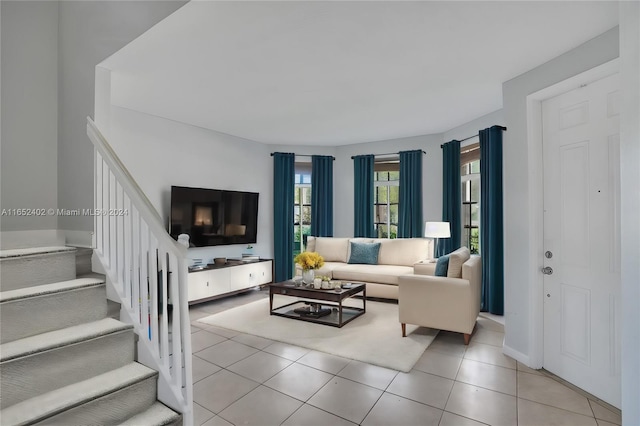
[545, 251, 553, 259]
[542, 266, 553, 275]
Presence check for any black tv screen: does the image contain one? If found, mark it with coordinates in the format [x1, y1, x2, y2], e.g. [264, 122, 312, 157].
[169, 186, 259, 247]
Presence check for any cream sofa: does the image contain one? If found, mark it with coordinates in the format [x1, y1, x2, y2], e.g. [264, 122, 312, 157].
[300, 236, 432, 299]
[398, 247, 482, 344]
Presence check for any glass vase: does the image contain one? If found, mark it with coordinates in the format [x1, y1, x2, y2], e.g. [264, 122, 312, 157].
[302, 269, 315, 285]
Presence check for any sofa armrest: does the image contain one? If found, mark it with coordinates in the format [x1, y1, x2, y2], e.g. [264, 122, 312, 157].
[413, 260, 436, 276]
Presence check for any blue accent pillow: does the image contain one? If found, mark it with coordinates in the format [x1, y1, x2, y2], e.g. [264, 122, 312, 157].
[435, 255, 450, 277]
[348, 242, 381, 265]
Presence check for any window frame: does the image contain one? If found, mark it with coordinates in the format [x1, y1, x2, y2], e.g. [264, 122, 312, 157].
[461, 139, 481, 254]
[373, 159, 400, 239]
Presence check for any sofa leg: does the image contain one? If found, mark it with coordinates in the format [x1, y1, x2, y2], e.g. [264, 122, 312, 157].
[463, 333, 471, 345]
[401, 323, 406, 337]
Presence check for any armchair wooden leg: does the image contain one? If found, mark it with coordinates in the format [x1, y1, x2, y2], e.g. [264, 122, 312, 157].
[401, 323, 406, 337]
[463, 333, 471, 345]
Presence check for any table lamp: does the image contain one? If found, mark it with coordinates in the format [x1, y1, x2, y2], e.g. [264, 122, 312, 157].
[424, 221, 451, 258]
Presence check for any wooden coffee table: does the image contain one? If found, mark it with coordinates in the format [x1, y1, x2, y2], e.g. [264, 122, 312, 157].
[269, 281, 366, 328]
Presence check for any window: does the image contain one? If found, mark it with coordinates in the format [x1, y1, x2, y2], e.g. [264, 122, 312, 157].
[461, 142, 480, 254]
[374, 160, 399, 239]
[293, 165, 311, 257]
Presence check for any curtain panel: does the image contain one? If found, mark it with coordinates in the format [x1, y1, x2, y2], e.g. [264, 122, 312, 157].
[398, 150, 424, 238]
[272, 152, 295, 282]
[311, 155, 334, 237]
[438, 140, 462, 256]
[353, 155, 375, 238]
[480, 126, 505, 315]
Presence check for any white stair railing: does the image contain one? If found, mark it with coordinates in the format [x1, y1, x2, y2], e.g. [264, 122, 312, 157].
[86, 117, 193, 424]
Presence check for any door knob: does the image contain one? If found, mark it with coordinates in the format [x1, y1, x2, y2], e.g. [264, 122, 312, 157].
[542, 266, 553, 275]
[545, 251, 553, 259]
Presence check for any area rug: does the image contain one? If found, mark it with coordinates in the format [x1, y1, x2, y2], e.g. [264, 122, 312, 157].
[196, 296, 438, 372]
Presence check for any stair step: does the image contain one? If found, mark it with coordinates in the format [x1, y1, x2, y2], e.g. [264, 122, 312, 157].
[120, 402, 183, 426]
[0, 246, 76, 291]
[1, 362, 158, 426]
[1, 318, 135, 408]
[0, 278, 107, 343]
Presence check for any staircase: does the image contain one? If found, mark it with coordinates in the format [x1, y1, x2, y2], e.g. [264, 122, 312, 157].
[0, 246, 182, 425]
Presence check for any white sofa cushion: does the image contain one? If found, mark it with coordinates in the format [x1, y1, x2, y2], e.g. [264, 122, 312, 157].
[332, 264, 413, 285]
[447, 246, 471, 278]
[376, 238, 430, 267]
[314, 237, 350, 263]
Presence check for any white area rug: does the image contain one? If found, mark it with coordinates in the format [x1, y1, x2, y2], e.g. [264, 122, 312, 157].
[197, 297, 438, 372]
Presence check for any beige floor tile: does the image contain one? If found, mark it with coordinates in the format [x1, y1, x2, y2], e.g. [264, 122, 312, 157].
[445, 382, 517, 426]
[463, 342, 516, 369]
[518, 398, 598, 426]
[476, 316, 505, 333]
[263, 341, 310, 361]
[307, 376, 383, 424]
[190, 329, 227, 353]
[231, 333, 274, 350]
[193, 370, 259, 413]
[201, 325, 240, 339]
[471, 328, 504, 347]
[264, 363, 334, 401]
[194, 403, 215, 425]
[455, 358, 516, 396]
[226, 351, 292, 383]
[597, 420, 620, 426]
[218, 385, 302, 426]
[337, 360, 398, 390]
[589, 399, 622, 425]
[282, 404, 357, 426]
[192, 355, 222, 383]
[413, 350, 463, 380]
[427, 335, 467, 358]
[195, 339, 258, 368]
[386, 369, 454, 409]
[201, 416, 233, 426]
[517, 371, 593, 416]
[297, 350, 351, 374]
[516, 361, 543, 376]
[439, 412, 488, 426]
[362, 392, 442, 426]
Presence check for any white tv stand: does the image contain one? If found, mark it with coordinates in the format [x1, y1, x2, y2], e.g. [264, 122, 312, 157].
[187, 258, 273, 304]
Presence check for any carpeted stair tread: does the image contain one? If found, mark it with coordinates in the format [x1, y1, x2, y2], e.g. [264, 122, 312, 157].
[0, 318, 131, 362]
[0, 362, 157, 426]
[119, 402, 182, 426]
[0, 246, 76, 259]
[0, 277, 105, 303]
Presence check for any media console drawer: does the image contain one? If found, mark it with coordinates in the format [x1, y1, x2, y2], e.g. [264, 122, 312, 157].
[187, 259, 273, 304]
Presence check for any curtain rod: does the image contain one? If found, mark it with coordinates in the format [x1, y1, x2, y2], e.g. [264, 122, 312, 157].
[441, 126, 507, 148]
[270, 153, 335, 160]
[350, 150, 425, 159]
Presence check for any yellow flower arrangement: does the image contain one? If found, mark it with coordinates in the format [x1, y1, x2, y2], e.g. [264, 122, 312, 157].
[294, 251, 325, 270]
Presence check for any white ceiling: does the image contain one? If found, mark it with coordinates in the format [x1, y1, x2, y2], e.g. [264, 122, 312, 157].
[103, 1, 619, 146]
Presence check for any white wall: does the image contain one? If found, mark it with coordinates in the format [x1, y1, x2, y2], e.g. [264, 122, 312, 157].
[333, 134, 443, 238]
[108, 107, 273, 265]
[57, 1, 186, 242]
[1, 1, 59, 234]
[501, 27, 619, 359]
[619, 2, 640, 424]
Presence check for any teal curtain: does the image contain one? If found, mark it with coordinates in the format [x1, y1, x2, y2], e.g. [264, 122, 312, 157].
[438, 140, 461, 256]
[480, 126, 505, 315]
[272, 152, 295, 282]
[398, 150, 423, 238]
[311, 155, 333, 237]
[353, 155, 375, 237]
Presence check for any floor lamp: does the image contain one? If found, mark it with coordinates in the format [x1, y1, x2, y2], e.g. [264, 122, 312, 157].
[424, 221, 451, 259]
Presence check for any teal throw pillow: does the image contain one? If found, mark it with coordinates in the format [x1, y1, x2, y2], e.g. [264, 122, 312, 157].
[435, 255, 450, 277]
[348, 242, 381, 265]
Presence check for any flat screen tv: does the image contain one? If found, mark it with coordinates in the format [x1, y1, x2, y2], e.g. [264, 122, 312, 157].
[169, 186, 259, 247]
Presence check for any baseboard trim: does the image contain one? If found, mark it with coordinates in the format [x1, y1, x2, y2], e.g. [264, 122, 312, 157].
[0, 230, 65, 250]
[63, 230, 94, 248]
[503, 344, 531, 367]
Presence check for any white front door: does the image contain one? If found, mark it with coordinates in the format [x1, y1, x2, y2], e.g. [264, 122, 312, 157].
[542, 72, 621, 408]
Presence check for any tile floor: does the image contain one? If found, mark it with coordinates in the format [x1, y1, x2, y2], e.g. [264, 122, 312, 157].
[189, 289, 622, 426]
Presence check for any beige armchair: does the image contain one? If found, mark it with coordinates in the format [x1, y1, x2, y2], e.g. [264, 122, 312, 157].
[398, 254, 482, 344]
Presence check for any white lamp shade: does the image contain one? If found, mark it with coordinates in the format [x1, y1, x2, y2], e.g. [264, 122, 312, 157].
[424, 222, 451, 238]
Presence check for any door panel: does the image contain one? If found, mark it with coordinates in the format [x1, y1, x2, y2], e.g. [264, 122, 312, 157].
[542, 72, 621, 408]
